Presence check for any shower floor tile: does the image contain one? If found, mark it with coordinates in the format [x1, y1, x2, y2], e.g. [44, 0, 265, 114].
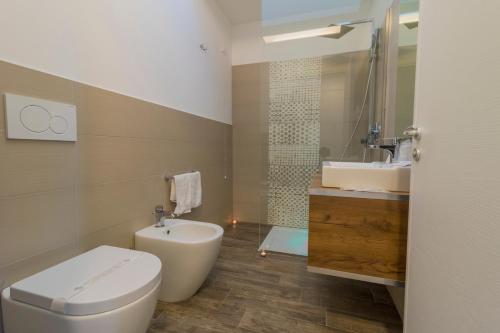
[258, 226, 308, 256]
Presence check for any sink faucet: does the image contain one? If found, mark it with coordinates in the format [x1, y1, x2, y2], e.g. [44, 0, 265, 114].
[154, 205, 177, 228]
[368, 138, 398, 162]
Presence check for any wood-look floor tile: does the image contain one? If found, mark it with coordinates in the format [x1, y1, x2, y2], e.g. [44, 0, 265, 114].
[324, 297, 401, 325]
[149, 223, 402, 333]
[238, 308, 301, 333]
[223, 292, 326, 326]
[214, 260, 282, 285]
[326, 310, 402, 333]
[239, 308, 344, 333]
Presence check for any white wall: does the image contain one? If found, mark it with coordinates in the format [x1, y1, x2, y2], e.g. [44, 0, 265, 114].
[0, 0, 232, 124]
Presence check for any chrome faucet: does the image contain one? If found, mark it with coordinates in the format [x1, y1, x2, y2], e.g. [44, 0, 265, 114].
[154, 205, 177, 228]
[368, 137, 398, 162]
[367, 123, 381, 146]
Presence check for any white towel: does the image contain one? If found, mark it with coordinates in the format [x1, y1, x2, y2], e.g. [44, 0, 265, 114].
[170, 171, 202, 215]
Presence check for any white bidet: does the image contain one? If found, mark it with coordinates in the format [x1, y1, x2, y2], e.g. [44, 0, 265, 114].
[135, 219, 224, 302]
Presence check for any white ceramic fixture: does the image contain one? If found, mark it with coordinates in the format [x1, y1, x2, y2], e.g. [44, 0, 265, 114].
[322, 162, 411, 192]
[135, 219, 224, 302]
[4, 93, 77, 141]
[1, 246, 161, 333]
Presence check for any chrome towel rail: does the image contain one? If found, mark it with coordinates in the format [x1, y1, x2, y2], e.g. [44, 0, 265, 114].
[165, 170, 197, 181]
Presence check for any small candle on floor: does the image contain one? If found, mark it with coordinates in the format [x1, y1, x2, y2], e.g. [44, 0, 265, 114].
[260, 250, 267, 257]
[232, 219, 238, 225]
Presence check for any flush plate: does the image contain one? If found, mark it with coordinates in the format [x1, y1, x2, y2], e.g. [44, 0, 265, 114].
[4, 93, 77, 141]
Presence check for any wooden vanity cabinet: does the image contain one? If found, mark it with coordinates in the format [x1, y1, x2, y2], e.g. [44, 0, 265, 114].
[308, 178, 409, 285]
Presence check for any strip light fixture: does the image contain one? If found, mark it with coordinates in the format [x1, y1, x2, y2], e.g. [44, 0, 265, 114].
[263, 25, 342, 44]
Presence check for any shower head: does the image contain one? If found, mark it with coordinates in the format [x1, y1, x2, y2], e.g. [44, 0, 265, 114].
[404, 22, 419, 29]
[321, 24, 355, 39]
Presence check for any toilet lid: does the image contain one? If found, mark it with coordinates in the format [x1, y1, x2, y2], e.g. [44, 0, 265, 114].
[9, 246, 161, 316]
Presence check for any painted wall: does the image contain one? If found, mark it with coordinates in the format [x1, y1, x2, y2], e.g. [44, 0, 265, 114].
[0, 0, 232, 124]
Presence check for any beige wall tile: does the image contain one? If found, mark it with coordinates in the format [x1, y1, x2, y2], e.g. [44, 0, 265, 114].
[76, 83, 157, 138]
[76, 176, 164, 237]
[165, 140, 226, 173]
[176, 165, 233, 226]
[0, 189, 77, 267]
[233, 83, 264, 106]
[0, 131, 77, 197]
[232, 63, 267, 226]
[232, 103, 264, 126]
[233, 164, 262, 185]
[76, 83, 229, 144]
[0, 61, 233, 287]
[78, 217, 152, 252]
[233, 143, 263, 167]
[77, 135, 165, 185]
[0, 243, 80, 285]
[233, 201, 261, 224]
[0, 95, 5, 131]
[321, 72, 348, 91]
[233, 63, 265, 86]
[233, 124, 264, 147]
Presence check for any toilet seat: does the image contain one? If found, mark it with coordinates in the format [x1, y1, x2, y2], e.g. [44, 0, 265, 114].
[8, 246, 161, 316]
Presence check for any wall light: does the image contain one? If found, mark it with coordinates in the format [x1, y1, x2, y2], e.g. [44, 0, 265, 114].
[263, 25, 342, 44]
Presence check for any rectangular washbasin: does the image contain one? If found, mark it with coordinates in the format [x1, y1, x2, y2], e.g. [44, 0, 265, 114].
[322, 161, 411, 192]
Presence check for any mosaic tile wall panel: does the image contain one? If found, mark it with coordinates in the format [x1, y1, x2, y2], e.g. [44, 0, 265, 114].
[267, 57, 322, 229]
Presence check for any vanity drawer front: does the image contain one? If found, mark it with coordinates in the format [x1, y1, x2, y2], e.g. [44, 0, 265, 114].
[308, 195, 408, 282]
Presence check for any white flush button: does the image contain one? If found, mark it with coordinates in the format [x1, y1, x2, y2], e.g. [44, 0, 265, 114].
[5, 93, 77, 141]
[50, 116, 68, 134]
[20, 105, 51, 133]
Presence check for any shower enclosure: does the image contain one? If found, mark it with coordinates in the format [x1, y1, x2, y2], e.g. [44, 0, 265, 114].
[231, 0, 415, 256]
[233, 52, 375, 255]
[261, 50, 374, 256]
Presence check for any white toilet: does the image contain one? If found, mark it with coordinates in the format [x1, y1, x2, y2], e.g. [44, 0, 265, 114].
[1, 246, 161, 333]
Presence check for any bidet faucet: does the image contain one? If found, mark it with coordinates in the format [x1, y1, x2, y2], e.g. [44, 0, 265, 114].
[154, 205, 177, 228]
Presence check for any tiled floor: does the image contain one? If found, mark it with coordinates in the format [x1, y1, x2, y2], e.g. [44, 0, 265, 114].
[148, 222, 403, 333]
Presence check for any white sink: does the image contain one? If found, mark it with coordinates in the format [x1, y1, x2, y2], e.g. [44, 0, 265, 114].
[322, 162, 411, 192]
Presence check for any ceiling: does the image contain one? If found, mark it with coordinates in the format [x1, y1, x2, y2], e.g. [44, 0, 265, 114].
[215, 0, 372, 26]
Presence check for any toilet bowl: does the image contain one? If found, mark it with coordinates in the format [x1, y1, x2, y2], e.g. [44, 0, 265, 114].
[135, 219, 224, 302]
[1, 246, 161, 333]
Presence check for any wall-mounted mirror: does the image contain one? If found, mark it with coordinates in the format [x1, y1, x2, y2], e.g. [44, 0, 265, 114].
[380, 0, 419, 139]
[395, 0, 419, 137]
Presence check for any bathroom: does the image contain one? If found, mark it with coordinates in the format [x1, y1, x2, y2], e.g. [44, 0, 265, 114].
[0, 0, 499, 332]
